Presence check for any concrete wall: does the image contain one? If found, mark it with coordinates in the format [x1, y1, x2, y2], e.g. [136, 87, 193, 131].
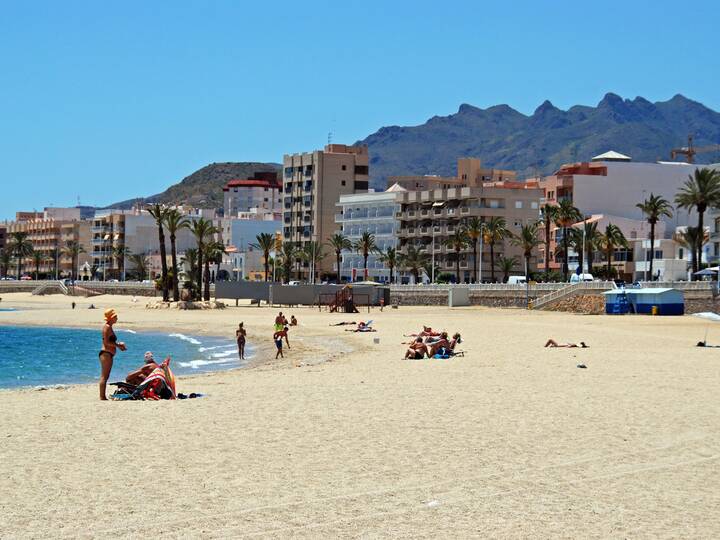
[215, 281, 271, 301]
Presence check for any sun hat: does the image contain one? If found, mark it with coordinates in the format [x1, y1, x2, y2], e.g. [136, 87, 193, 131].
[104, 308, 117, 321]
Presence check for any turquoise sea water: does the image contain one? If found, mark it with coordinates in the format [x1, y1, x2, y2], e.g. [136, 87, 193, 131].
[0, 325, 250, 389]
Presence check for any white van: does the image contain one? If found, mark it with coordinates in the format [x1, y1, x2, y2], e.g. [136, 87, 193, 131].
[507, 276, 527, 285]
[570, 273, 594, 283]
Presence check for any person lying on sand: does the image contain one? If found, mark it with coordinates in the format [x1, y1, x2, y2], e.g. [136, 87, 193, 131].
[405, 337, 429, 359]
[404, 326, 441, 338]
[428, 332, 461, 356]
[545, 339, 588, 348]
[330, 321, 357, 326]
[345, 321, 376, 333]
[696, 341, 720, 348]
[125, 351, 160, 385]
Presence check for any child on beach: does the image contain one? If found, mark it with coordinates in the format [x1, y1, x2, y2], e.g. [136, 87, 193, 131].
[273, 330, 284, 358]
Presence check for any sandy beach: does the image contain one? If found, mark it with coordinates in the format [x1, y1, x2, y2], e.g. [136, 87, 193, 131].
[1, 293, 719, 538]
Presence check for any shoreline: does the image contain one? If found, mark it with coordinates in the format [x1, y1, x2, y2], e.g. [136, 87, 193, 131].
[0, 293, 357, 393]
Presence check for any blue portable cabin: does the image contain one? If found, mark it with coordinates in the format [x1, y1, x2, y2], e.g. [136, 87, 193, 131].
[603, 288, 684, 315]
[603, 289, 630, 314]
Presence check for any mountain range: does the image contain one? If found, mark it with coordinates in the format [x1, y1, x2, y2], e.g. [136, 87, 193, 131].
[110, 93, 720, 207]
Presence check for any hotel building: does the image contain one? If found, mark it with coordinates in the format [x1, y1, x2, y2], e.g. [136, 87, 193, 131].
[388, 158, 516, 191]
[396, 183, 543, 283]
[335, 190, 401, 282]
[535, 151, 712, 272]
[282, 144, 370, 278]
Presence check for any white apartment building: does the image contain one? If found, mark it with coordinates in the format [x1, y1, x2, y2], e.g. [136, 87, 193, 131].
[335, 191, 400, 283]
[222, 172, 281, 217]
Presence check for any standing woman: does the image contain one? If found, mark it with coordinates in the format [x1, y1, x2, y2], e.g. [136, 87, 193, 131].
[236, 322, 247, 360]
[99, 308, 126, 400]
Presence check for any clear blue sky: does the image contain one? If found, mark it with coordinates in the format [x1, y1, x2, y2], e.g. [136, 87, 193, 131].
[2, 0, 719, 219]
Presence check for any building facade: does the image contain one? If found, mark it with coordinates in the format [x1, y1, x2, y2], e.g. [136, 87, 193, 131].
[396, 184, 543, 283]
[222, 172, 282, 217]
[282, 144, 370, 278]
[335, 191, 400, 282]
[536, 152, 713, 273]
[388, 158, 516, 191]
[5, 208, 84, 277]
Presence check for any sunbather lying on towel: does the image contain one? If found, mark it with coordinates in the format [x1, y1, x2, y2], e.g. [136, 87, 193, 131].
[330, 321, 357, 326]
[428, 332, 461, 356]
[345, 321, 376, 332]
[545, 339, 588, 348]
[404, 326, 441, 338]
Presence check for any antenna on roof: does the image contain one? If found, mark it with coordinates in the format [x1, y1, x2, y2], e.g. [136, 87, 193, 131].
[328, 130, 333, 145]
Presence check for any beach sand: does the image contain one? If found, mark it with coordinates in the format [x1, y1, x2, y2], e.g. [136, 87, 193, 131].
[1, 293, 719, 538]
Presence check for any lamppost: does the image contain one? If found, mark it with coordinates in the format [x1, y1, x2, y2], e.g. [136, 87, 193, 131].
[431, 227, 436, 284]
[102, 234, 110, 281]
[479, 223, 484, 284]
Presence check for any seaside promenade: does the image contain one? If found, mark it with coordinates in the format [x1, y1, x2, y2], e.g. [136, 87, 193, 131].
[1, 293, 719, 537]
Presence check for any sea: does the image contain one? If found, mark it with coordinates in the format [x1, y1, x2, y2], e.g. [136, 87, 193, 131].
[0, 325, 250, 389]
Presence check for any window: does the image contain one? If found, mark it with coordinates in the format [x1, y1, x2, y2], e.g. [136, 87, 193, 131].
[354, 165, 369, 175]
[515, 201, 523, 209]
[341, 180, 346, 186]
[679, 248, 684, 259]
[342, 165, 346, 171]
[531, 201, 538, 209]
[354, 181, 369, 190]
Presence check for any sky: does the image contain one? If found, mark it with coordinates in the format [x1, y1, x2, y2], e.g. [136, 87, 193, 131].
[1, 0, 719, 220]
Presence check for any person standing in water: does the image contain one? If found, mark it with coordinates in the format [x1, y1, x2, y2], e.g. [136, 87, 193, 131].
[236, 322, 247, 360]
[99, 308, 126, 400]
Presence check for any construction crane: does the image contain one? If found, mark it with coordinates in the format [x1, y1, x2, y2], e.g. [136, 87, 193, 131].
[670, 135, 720, 163]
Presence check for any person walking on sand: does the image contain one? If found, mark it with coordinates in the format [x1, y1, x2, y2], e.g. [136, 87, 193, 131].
[99, 308, 126, 400]
[236, 322, 247, 360]
[274, 312, 285, 332]
[273, 330, 284, 359]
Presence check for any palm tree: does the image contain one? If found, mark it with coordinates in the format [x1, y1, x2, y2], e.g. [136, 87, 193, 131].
[601, 223, 628, 277]
[0, 248, 12, 278]
[377, 246, 398, 284]
[128, 253, 150, 281]
[495, 255, 518, 283]
[203, 240, 225, 298]
[47, 247, 60, 280]
[582, 221, 601, 274]
[540, 204, 559, 275]
[675, 226, 707, 277]
[279, 242, 297, 283]
[251, 232, 276, 282]
[636, 193, 673, 281]
[555, 199, 582, 281]
[398, 245, 429, 284]
[30, 250, 47, 280]
[164, 208, 189, 300]
[354, 232, 377, 281]
[465, 217, 484, 283]
[675, 168, 720, 278]
[445, 228, 470, 283]
[483, 217, 510, 283]
[9, 231, 34, 279]
[111, 245, 130, 281]
[302, 241, 325, 283]
[328, 233, 352, 282]
[147, 204, 171, 301]
[62, 240, 85, 283]
[187, 217, 218, 300]
[511, 223, 540, 281]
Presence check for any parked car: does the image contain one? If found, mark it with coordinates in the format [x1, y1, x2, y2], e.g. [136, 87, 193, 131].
[507, 276, 527, 285]
[569, 273, 594, 283]
[20, 276, 33, 281]
[287, 280, 301, 286]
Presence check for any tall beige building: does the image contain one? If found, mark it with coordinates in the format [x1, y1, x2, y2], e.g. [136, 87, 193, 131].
[282, 144, 370, 278]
